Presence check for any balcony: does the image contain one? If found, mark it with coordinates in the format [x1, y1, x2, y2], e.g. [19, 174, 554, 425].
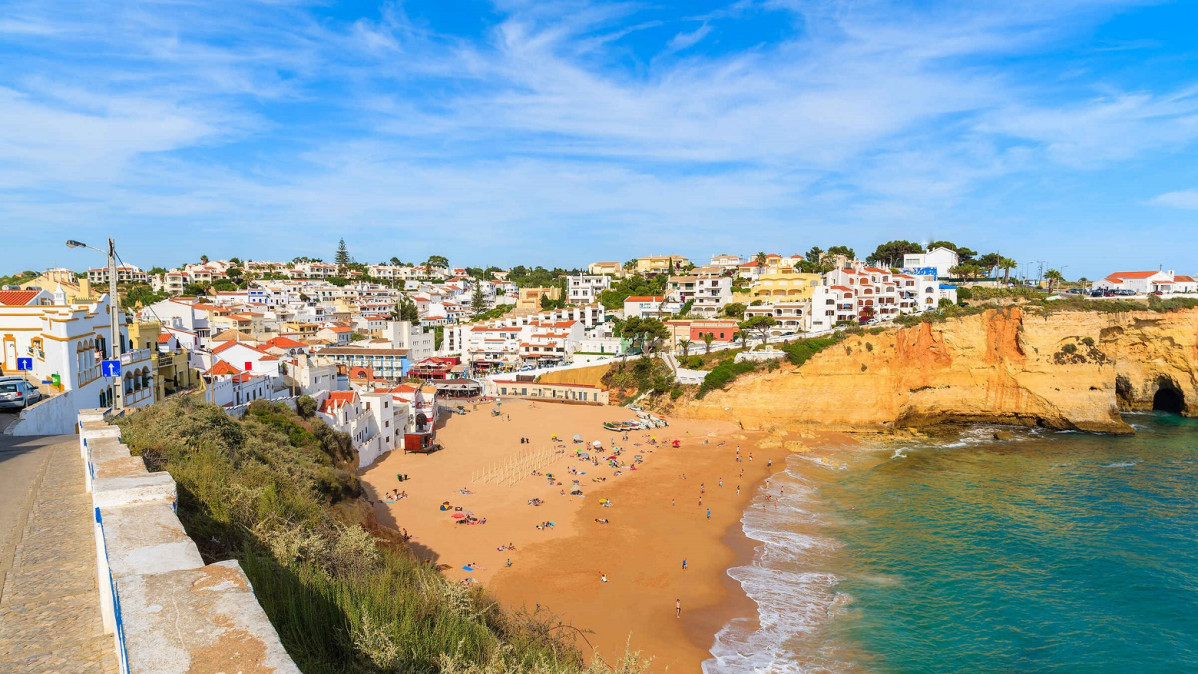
[120, 348, 152, 365]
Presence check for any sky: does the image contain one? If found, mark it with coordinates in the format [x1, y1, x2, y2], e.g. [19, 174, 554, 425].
[2, 0, 1197, 279]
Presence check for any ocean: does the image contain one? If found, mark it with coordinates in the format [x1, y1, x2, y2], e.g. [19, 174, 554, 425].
[704, 413, 1198, 673]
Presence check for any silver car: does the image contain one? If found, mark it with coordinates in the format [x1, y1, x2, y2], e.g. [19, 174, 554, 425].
[0, 378, 42, 410]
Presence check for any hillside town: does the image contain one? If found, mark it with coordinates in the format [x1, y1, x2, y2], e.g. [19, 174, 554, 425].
[2, 240, 1194, 467]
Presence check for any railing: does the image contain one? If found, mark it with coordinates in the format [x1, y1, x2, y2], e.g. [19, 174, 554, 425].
[120, 349, 151, 365]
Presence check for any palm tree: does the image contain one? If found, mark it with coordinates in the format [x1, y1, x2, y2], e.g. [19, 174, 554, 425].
[702, 333, 715, 355]
[999, 257, 1017, 285]
[1044, 269, 1064, 291]
[755, 251, 767, 268]
[679, 339, 693, 358]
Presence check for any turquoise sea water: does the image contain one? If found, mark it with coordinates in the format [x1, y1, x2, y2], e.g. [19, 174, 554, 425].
[705, 413, 1198, 673]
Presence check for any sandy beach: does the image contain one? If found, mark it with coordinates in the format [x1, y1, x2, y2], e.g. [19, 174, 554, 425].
[360, 397, 796, 671]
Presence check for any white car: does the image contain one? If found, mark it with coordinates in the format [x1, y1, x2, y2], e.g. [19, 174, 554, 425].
[0, 378, 43, 410]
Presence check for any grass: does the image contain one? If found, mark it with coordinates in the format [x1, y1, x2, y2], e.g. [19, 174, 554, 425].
[116, 396, 646, 674]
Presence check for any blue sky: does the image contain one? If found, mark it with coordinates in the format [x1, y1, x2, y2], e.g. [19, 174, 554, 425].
[2, 0, 1197, 279]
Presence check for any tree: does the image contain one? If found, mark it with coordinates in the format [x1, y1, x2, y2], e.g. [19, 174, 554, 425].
[859, 305, 876, 323]
[1044, 268, 1064, 291]
[623, 259, 638, 271]
[826, 245, 855, 263]
[229, 257, 242, 265]
[755, 251, 767, 268]
[702, 332, 715, 355]
[392, 297, 420, 322]
[389, 256, 402, 266]
[999, 257, 1017, 284]
[723, 302, 746, 319]
[335, 238, 350, 272]
[678, 339, 693, 358]
[976, 253, 1002, 278]
[622, 317, 670, 355]
[425, 255, 449, 271]
[805, 246, 824, 263]
[949, 263, 984, 281]
[677, 299, 694, 316]
[147, 266, 168, 276]
[870, 240, 923, 268]
[739, 315, 778, 345]
[200, 254, 209, 264]
[540, 292, 555, 310]
[470, 284, 487, 316]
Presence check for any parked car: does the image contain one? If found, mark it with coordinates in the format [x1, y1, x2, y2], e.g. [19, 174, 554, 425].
[0, 377, 42, 410]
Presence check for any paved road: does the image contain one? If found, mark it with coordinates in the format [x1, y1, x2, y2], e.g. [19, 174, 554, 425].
[0, 428, 116, 672]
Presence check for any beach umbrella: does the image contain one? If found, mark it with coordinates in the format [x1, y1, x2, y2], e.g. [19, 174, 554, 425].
[573, 434, 583, 441]
[592, 440, 602, 448]
[452, 513, 465, 519]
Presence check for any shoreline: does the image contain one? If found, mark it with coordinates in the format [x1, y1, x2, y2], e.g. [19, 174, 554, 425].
[359, 398, 862, 671]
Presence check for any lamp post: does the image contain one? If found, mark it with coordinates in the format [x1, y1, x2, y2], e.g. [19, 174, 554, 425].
[67, 238, 123, 410]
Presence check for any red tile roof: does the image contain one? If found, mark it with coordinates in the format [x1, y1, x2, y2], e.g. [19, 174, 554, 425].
[157, 334, 173, 344]
[624, 296, 664, 302]
[205, 361, 242, 376]
[1108, 271, 1161, 279]
[0, 290, 40, 306]
[1174, 275, 1195, 282]
[265, 336, 307, 349]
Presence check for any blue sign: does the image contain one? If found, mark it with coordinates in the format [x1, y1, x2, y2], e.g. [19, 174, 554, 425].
[101, 360, 122, 377]
[903, 266, 939, 278]
[16, 357, 33, 371]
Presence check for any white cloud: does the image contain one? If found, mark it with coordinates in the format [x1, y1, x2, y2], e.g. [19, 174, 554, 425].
[1150, 189, 1198, 210]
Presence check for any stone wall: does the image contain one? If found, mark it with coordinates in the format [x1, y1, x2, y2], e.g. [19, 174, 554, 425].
[77, 409, 298, 673]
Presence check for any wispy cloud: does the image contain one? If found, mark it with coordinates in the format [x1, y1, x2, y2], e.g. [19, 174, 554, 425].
[1150, 189, 1198, 210]
[0, 0, 1196, 275]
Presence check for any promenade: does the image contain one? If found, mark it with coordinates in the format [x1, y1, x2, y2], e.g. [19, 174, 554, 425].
[0, 429, 116, 673]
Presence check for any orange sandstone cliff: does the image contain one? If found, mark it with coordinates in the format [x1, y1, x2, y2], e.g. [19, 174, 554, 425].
[672, 307, 1198, 434]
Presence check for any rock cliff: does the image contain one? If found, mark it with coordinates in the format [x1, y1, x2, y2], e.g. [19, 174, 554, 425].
[672, 307, 1198, 434]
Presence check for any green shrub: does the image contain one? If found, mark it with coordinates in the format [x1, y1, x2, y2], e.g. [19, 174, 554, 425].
[697, 359, 757, 398]
[670, 387, 684, 400]
[1061, 343, 1077, 354]
[1081, 337, 1095, 347]
[780, 334, 844, 368]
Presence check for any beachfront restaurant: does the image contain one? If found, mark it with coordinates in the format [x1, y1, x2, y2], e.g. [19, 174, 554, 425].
[493, 380, 609, 405]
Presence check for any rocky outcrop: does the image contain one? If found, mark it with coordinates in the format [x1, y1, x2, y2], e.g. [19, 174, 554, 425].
[673, 307, 1198, 434]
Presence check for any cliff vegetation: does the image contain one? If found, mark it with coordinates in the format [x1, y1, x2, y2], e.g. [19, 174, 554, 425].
[116, 396, 649, 674]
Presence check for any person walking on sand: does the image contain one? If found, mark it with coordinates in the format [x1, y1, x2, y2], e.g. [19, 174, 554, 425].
[707, 508, 711, 520]
[737, 484, 741, 495]
[682, 558, 687, 571]
[768, 458, 773, 468]
[676, 598, 682, 618]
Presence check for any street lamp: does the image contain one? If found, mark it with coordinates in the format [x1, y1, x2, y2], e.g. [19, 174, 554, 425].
[66, 238, 123, 410]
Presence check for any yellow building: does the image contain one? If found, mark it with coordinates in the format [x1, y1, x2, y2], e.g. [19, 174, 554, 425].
[128, 321, 200, 399]
[587, 261, 623, 276]
[517, 286, 561, 310]
[753, 271, 822, 299]
[21, 268, 95, 302]
[636, 255, 690, 274]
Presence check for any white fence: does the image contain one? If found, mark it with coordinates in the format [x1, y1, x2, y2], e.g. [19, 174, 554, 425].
[470, 445, 566, 487]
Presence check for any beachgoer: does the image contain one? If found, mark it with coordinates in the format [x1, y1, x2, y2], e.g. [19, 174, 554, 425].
[768, 458, 773, 468]
[749, 453, 753, 462]
[736, 485, 741, 495]
[700, 483, 705, 494]
[672, 498, 675, 507]
[682, 559, 687, 571]
[506, 558, 512, 567]
[601, 572, 608, 583]
[676, 598, 681, 618]
[719, 478, 723, 487]
[707, 508, 711, 520]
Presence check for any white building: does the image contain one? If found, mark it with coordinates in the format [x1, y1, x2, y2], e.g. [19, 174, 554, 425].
[901, 247, 960, 279]
[567, 275, 611, 305]
[87, 265, 148, 285]
[622, 296, 678, 319]
[0, 288, 157, 419]
[1093, 270, 1180, 294]
[667, 275, 732, 316]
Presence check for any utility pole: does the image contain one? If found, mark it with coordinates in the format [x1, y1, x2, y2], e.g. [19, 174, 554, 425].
[108, 238, 124, 411]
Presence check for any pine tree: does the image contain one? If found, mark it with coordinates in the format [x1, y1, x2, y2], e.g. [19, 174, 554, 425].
[470, 284, 487, 316]
[335, 238, 350, 272]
